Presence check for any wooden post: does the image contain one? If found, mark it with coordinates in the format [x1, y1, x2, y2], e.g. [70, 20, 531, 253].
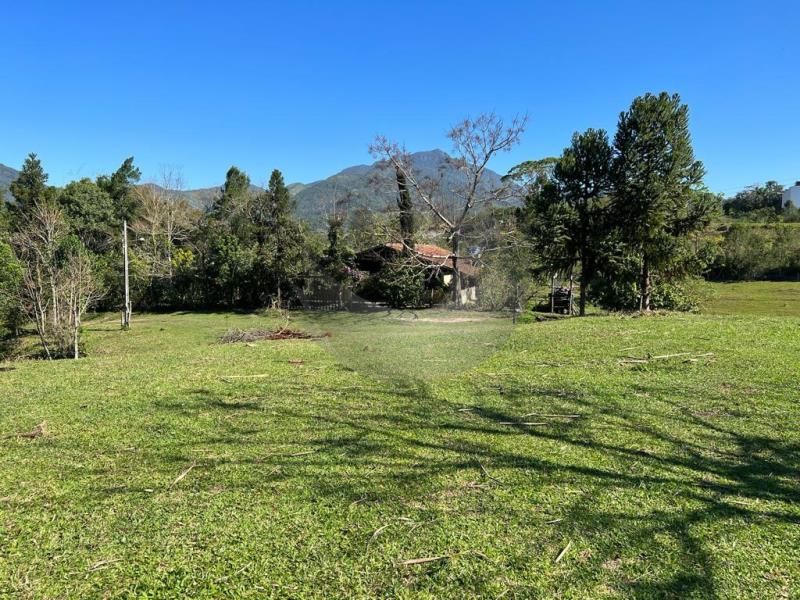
[122, 220, 131, 329]
[550, 274, 556, 314]
[568, 274, 574, 316]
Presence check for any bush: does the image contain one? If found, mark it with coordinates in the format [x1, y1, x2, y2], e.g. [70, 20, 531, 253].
[356, 259, 431, 308]
[0, 239, 23, 341]
[590, 249, 712, 312]
[708, 223, 800, 280]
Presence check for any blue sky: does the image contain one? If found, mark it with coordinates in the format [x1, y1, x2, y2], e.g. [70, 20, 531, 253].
[1, 0, 797, 195]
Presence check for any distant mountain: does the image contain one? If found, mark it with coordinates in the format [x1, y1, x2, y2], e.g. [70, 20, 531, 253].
[2, 150, 509, 225]
[176, 184, 263, 211]
[0, 163, 19, 201]
[290, 149, 507, 224]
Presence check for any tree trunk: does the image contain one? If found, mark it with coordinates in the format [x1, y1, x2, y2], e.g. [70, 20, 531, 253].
[73, 310, 80, 359]
[395, 166, 415, 252]
[640, 255, 651, 312]
[451, 233, 461, 306]
[579, 254, 590, 317]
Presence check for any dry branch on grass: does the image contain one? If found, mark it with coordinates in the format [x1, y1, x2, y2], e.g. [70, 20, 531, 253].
[3, 421, 48, 440]
[478, 461, 504, 485]
[87, 558, 121, 572]
[399, 550, 489, 567]
[618, 351, 715, 365]
[400, 555, 450, 566]
[169, 461, 196, 488]
[520, 412, 581, 419]
[220, 328, 313, 344]
[555, 541, 572, 563]
[285, 450, 315, 457]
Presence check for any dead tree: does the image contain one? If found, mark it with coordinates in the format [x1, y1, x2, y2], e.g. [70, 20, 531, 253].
[371, 113, 526, 305]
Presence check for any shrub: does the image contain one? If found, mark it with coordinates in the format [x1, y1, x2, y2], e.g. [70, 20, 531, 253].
[356, 258, 430, 308]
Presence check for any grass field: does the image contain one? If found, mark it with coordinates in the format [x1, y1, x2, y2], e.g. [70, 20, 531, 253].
[1, 303, 799, 598]
[704, 281, 800, 316]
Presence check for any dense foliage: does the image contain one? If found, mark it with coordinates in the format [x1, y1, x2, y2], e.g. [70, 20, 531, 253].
[0, 156, 322, 356]
[518, 92, 722, 312]
[722, 181, 799, 222]
[708, 223, 800, 280]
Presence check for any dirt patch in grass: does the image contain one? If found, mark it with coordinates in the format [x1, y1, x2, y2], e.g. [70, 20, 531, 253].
[220, 328, 313, 343]
[399, 316, 489, 323]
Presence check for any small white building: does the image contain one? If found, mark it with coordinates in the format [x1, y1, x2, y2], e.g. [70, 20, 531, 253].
[782, 181, 800, 207]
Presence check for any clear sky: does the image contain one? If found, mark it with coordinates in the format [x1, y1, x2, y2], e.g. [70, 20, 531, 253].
[1, 0, 797, 195]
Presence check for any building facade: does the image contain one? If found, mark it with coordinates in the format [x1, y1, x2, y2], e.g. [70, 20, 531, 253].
[782, 181, 800, 207]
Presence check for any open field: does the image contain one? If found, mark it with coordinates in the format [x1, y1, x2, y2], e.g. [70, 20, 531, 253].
[1, 307, 799, 598]
[704, 281, 800, 316]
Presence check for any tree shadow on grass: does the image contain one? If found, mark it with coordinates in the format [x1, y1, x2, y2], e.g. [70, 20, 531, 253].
[34, 370, 799, 597]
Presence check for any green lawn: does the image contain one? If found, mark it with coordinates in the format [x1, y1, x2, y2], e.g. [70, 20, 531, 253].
[1, 308, 799, 598]
[705, 281, 800, 316]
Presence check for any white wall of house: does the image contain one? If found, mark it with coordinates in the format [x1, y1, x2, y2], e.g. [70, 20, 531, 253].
[783, 183, 800, 207]
[459, 286, 477, 305]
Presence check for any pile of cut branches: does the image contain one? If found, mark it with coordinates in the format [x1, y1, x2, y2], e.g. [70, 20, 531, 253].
[220, 328, 312, 344]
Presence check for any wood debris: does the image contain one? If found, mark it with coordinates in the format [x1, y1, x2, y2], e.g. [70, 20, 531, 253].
[3, 421, 48, 440]
[286, 450, 315, 457]
[555, 540, 572, 563]
[220, 328, 312, 343]
[169, 461, 196, 488]
[618, 351, 715, 365]
[400, 555, 450, 566]
[520, 413, 581, 419]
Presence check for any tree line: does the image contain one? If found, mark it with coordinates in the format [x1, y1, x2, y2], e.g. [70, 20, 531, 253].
[0, 90, 795, 358]
[502, 91, 719, 315]
[0, 158, 322, 357]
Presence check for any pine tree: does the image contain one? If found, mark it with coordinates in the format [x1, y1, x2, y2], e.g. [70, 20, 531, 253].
[256, 169, 308, 307]
[97, 157, 141, 222]
[526, 129, 613, 315]
[267, 169, 293, 226]
[611, 92, 711, 311]
[9, 153, 50, 215]
[212, 166, 250, 220]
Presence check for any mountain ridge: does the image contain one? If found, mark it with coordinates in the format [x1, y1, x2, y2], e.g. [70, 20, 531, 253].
[1, 150, 507, 224]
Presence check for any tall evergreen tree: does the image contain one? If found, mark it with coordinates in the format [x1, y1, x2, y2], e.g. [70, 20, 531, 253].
[611, 92, 713, 311]
[253, 169, 308, 307]
[58, 179, 116, 252]
[212, 166, 251, 220]
[267, 169, 293, 226]
[395, 166, 415, 252]
[526, 129, 613, 315]
[97, 157, 141, 222]
[9, 153, 50, 215]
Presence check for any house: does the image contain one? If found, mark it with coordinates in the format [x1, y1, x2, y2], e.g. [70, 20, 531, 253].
[355, 242, 479, 305]
[782, 181, 800, 208]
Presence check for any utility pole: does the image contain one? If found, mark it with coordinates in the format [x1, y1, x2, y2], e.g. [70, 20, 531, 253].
[122, 219, 131, 329]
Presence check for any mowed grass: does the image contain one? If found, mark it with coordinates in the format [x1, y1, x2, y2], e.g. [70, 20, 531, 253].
[705, 281, 800, 316]
[1, 307, 799, 598]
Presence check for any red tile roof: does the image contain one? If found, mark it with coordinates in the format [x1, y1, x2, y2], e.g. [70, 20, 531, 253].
[382, 243, 478, 277]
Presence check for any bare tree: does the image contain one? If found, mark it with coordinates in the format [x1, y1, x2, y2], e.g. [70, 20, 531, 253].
[133, 168, 193, 280]
[13, 202, 100, 358]
[14, 202, 66, 358]
[370, 113, 526, 305]
[63, 246, 102, 358]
